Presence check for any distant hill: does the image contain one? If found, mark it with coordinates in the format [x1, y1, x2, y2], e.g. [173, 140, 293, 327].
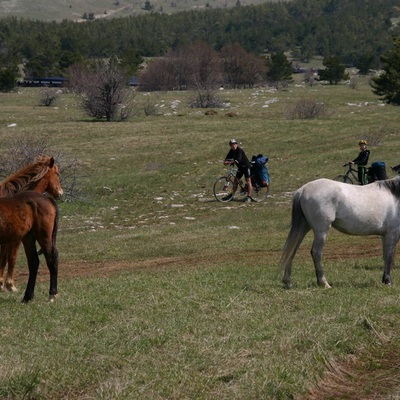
[0, 0, 289, 21]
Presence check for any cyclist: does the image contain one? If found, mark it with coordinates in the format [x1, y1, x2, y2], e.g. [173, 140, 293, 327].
[222, 139, 255, 202]
[348, 139, 370, 185]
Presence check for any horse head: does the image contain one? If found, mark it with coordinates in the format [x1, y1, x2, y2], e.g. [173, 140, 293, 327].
[36, 156, 64, 200]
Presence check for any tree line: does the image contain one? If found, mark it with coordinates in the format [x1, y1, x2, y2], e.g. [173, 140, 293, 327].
[0, 0, 399, 81]
[139, 42, 294, 92]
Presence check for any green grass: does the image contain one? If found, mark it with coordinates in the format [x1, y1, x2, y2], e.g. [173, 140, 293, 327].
[0, 78, 400, 399]
[0, 0, 290, 21]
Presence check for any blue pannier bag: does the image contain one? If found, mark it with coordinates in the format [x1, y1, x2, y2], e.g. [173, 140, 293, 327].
[251, 154, 270, 187]
[368, 161, 387, 181]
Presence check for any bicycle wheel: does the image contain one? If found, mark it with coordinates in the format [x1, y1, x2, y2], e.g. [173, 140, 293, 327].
[252, 183, 270, 202]
[213, 176, 234, 202]
[333, 175, 353, 184]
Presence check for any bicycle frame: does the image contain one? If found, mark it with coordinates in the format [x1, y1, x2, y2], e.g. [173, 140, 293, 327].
[345, 164, 360, 182]
[226, 166, 245, 186]
[213, 164, 269, 202]
[334, 163, 360, 184]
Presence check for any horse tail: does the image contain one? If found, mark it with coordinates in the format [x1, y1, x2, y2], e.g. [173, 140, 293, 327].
[37, 196, 59, 256]
[279, 189, 311, 287]
[48, 196, 59, 248]
[48, 196, 59, 269]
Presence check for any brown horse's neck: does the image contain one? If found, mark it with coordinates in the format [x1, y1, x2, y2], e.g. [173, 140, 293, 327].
[0, 176, 48, 195]
[29, 179, 49, 194]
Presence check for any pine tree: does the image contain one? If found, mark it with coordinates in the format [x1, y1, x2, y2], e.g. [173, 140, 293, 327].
[318, 56, 349, 84]
[371, 36, 400, 105]
[265, 52, 293, 84]
[0, 64, 18, 92]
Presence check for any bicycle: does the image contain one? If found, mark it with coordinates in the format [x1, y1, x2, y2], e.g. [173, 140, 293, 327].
[213, 164, 270, 202]
[333, 163, 361, 184]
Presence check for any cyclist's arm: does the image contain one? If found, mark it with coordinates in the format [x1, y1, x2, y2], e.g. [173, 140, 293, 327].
[224, 150, 236, 165]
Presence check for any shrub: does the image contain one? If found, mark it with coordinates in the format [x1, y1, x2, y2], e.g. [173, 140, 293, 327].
[285, 97, 327, 119]
[188, 87, 223, 109]
[0, 134, 86, 201]
[38, 87, 59, 106]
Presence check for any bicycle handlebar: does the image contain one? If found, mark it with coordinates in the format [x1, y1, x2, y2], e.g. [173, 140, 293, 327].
[343, 162, 356, 167]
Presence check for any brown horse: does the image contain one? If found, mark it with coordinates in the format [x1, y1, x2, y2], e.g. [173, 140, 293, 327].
[0, 156, 63, 293]
[0, 191, 59, 302]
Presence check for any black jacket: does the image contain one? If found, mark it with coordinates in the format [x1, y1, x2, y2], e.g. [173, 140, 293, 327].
[353, 149, 370, 166]
[225, 147, 251, 169]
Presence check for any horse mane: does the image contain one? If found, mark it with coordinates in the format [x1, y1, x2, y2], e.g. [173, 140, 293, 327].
[377, 176, 400, 198]
[0, 156, 53, 196]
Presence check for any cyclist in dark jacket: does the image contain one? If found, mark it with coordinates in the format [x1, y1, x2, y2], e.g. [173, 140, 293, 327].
[349, 140, 370, 185]
[223, 139, 255, 202]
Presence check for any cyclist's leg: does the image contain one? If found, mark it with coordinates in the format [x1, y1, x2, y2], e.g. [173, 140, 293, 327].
[358, 166, 367, 185]
[243, 167, 253, 197]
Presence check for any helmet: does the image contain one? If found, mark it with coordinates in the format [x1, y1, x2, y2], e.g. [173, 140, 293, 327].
[229, 139, 238, 145]
[359, 140, 367, 145]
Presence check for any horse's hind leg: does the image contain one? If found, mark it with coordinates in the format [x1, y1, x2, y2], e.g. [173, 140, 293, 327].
[4, 243, 20, 292]
[41, 243, 58, 302]
[21, 235, 40, 303]
[311, 231, 331, 288]
[381, 235, 397, 285]
[0, 245, 7, 291]
[36, 230, 58, 302]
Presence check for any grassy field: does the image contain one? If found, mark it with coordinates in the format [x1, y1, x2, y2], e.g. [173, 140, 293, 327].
[0, 0, 289, 21]
[0, 77, 400, 399]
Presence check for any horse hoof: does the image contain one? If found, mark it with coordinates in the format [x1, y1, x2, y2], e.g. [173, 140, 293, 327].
[382, 276, 392, 285]
[318, 278, 332, 289]
[283, 281, 292, 289]
[21, 297, 31, 303]
[7, 285, 17, 293]
[49, 294, 57, 302]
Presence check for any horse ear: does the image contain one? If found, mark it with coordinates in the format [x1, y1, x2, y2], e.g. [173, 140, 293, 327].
[49, 157, 55, 167]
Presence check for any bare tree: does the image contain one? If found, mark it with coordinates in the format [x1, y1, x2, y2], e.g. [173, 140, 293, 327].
[68, 58, 134, 121]
[220, 43, 265, 88]
[185, 41, 222, 90]
[139, 42, 224, 107]
[139, 58, 177, 91]
[165, 47, 193, 90]
[185, 42, 223, 108]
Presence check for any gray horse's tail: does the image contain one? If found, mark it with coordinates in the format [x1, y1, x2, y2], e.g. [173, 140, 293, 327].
[279, 190, 311, 274]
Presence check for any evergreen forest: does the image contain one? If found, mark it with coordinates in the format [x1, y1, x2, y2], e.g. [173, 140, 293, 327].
[0, 0, 400, 78]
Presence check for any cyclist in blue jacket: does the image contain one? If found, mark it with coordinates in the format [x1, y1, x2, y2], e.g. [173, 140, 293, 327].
[223, 139, 255, 202]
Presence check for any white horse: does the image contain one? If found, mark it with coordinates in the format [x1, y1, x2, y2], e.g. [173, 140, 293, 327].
[280, 177, 400, 288]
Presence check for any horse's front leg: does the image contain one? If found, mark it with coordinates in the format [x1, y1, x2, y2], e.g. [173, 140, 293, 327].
[282, 261, 293, 289]
[381, 235, 398, 285]
[311, 231, 331, 288]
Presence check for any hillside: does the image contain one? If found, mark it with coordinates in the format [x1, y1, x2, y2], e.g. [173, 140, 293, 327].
[0, 0, 289, 21]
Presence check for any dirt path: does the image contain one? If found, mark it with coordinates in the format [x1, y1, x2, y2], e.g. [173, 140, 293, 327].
[300, 340, 400, 399]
